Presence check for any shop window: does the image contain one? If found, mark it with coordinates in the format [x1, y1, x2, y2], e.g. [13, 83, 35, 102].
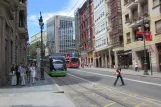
[126, 32, 131, 43]
[155, 20, 161, 34]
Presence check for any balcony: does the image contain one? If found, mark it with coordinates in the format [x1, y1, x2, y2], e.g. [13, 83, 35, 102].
[18, 19, 27, 39]
[126, 0, 138, 9]
[19, 0, 26, 11]
[107, 41, 113, 48]
[107, 27, 112, 32]
[18, 27, 27, 39]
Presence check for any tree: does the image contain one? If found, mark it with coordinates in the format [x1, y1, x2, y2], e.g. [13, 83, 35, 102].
[29, 41, 45, 59]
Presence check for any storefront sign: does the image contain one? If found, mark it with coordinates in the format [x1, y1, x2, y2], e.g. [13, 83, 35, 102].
[88, 52, 93, 58]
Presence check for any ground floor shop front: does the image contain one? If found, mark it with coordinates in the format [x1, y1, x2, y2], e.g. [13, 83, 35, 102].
[93, 44, 161, 72]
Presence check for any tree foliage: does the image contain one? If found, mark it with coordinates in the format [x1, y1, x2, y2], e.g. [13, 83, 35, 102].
[29, 41, 45, 58]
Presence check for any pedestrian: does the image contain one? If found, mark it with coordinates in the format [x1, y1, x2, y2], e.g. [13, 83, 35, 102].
[20, 65, 26, 86]
[30, 63, 36, 84]
[113, 65, 125, 86]
[10, 64, 17, 86]
[16, 63, 20, 85]
[134, 60, 139, 72]
[26, 63, 31, 83]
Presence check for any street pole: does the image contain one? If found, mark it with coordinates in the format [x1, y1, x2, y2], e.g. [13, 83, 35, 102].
[39, 12, 45, 80]
[143, 32, 148, 75]
[143, 15, 149, 75]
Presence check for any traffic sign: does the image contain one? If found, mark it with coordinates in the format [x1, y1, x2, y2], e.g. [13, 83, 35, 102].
[148, 45, 154, 53]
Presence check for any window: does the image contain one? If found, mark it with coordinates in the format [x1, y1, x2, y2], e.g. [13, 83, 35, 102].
[155, 20, 161, 34]
[125, 14, 129, 23]
[126, 32, 131, 43]
[124, 0, 128, 5]
[153, 0, 160, 7]
[133, 9, 138, 21]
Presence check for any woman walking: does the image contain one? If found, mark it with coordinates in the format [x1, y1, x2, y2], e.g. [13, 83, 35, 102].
[26, 63, 31, 83]
[10, 64, 17, 86]
[30, 63, 36, 84]
[20, 65, 26, 86]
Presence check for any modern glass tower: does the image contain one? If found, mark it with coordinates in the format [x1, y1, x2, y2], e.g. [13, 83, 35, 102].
[47, 15, 76, 55]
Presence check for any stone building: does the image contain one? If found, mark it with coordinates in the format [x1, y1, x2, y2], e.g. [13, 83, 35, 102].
[0, 0, 28, 86]
[122, 0, 161, 72]
[30, 31, 47, 46]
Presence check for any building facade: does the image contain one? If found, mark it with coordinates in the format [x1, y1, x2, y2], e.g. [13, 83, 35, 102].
[0, 0, 28, 86]
[46, 15, 76, 56]
[108, 0, 125, 68]
[74, 10, 80, 56]
[77, 0, 95, 65]
[30, 31, 47, 46]
[93, 0, 112, 68]
[121, 0, 161, 72]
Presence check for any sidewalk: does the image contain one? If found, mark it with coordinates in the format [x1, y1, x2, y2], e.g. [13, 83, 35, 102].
[0, 72, 77, 107]
[81, 67, 161, 79]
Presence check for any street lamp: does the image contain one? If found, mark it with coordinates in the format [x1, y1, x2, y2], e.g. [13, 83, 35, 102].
[137, 13, 149, 75]
[27, 43, 30, 64]
[38, 12, 45, 80]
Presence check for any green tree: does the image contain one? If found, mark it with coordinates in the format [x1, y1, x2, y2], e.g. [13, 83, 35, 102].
[29, 41, 45, 59]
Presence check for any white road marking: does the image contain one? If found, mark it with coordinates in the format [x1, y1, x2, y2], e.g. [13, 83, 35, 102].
[68, 69, 161, 87]
[67, 72, 161, 106]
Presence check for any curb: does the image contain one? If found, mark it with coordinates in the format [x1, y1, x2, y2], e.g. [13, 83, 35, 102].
[121, 73, 161, 79]
[44, 71, 64, 93]
[81, 68, 161, 79]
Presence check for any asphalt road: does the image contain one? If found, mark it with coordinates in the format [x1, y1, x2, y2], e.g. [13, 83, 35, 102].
[67, 68, 161, 102]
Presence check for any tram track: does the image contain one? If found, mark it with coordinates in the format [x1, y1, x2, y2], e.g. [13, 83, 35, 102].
[55, 75, 132, 107]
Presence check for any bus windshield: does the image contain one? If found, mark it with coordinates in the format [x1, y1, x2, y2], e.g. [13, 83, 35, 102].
[71, 58, 79, 63]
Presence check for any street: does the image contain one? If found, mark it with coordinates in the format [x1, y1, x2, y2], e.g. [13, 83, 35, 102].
[53, 68, 161, 107]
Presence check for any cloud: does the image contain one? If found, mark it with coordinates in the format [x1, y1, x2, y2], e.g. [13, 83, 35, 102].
[28, 0, 86, 27]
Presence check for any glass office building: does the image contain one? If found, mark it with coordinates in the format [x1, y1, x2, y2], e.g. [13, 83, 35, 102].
[47, 15, 76, 55]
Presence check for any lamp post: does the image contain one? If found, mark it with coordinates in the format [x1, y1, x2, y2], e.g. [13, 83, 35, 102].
[137, 13, 149, 75]
[27, 43, 30, 64]
[38, 12, 45, 80]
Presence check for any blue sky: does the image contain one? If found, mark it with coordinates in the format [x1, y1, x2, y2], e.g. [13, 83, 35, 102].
[27, 0, 85, 41]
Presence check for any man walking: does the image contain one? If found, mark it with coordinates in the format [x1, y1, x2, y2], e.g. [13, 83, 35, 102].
[16, 63, 20, 85]
[113, 65, 125, 86]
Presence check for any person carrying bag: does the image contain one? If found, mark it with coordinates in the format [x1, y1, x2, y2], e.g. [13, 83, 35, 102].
[113, 65, 125, 86]
[10, 64, 17, 86]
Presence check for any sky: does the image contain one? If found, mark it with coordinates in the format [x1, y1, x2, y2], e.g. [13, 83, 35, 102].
[27, 0, 85, 41]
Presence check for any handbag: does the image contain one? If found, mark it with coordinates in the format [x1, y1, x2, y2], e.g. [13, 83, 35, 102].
[114, 71, 119, 76]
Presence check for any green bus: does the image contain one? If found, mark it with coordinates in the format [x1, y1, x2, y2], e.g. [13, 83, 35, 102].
[44, 55, 67, 77]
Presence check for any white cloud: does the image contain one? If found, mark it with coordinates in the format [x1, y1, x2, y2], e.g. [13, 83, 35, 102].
[28, 0, 86, 27]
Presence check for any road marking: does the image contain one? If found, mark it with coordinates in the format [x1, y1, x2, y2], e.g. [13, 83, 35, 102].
[134, 102, 146, 107]
[86, 93, 96, 96]
[79, 89, 89, 92]
[104, 102, 116, 107]
[68, 73, 161, 106]
[69, 69, 161, 87]
[121, 97, 129, 101]
[72, 96, 83, 100]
